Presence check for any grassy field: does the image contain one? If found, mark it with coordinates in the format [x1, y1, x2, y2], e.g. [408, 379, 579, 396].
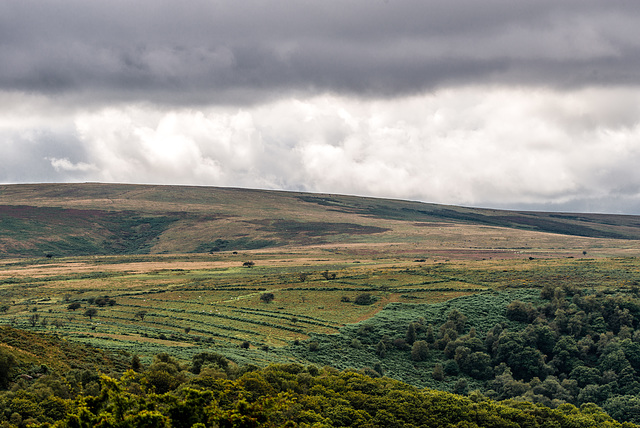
[1, 183, 640, 369]
[1, 249, 639, 366]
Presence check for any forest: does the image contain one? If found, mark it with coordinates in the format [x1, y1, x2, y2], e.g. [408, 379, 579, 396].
[0, 347, 636, 428]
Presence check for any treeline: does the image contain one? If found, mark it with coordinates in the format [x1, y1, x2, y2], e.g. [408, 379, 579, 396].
[339, 284, 640, 424]
[0, 352, 636, 427]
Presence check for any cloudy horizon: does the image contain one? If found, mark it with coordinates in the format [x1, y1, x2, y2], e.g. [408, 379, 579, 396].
[2, 1, 640, 214]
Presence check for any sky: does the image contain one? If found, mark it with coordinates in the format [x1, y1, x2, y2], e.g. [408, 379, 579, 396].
[2, 1, 640, 214]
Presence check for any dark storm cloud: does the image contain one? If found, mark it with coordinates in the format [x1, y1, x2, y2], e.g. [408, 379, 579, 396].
[2, 0, 639, 104]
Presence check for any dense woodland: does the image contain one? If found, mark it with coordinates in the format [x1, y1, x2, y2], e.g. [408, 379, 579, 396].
[0, 348, 636, 428]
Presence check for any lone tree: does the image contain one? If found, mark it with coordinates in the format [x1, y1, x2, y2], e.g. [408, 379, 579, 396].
[135, 310, 148, 321]
[84, 308, 98, 320]
[260, 293, 275, 303]
[243, 261, 255, 268]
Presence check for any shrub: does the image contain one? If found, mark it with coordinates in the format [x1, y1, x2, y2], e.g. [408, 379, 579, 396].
[260, 293, 275, 303]
[354, 293, 375, 306]
[321, 271, 336, 280]
[67, 302, 81, 311]
[392, 338, 410, 350]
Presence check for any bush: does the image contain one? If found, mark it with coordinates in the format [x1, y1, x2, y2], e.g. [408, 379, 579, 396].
[354, 294, 375, 306]
[260, 293, 275, 303]
[67, 302, 81, 311]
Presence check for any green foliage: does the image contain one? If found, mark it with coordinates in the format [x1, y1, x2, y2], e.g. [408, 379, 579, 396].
[259, 292, 275, 303]
[411, 340, 429, 361]
[0, 360, 634, 427]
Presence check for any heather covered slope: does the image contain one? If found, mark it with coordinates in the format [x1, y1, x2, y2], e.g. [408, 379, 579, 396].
[1, 183, 640, 258]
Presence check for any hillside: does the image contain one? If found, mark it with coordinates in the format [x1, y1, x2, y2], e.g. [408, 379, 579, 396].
[1, 183, 640, 259]
[3, 183, 640, 425]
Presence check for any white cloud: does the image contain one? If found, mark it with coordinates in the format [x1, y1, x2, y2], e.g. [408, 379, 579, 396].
[48, 157, 97, 172]
[3, 85, 640, 213]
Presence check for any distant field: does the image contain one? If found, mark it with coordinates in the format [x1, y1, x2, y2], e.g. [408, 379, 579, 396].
[1, 249, 638, 365]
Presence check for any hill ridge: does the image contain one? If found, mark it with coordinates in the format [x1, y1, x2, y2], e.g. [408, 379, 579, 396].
[1, 183, 639, 259]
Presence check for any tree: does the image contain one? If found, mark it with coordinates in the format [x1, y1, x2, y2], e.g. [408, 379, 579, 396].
[462, 352, 493, 380]
[446, 309, 468, 333]
[131, 355, 142, 372]
[135, 310, 148, 321]
[425, 325, 435, 343]
[84, 308, 98, 320]
[376, 340, 387, 358]
[506, 300, 535, 323]
[0, 348, 16, 389]
[405, 323, 417, 345]
[67, 302, 81, 311]
[260, 293, 275, 303]
[321, 271, 336, 280]
[432, 363, 445, 381]
[411, 340, 429, 362]
[29, 314, 40, 327]
[243, 261, 255, 268]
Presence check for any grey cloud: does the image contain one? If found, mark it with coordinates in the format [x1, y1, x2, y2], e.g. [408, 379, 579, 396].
[2, 1, 640, 104]
[0, 130, 91, 183]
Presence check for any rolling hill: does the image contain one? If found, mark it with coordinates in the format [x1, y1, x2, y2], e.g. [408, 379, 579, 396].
[1, 182, 640, 259]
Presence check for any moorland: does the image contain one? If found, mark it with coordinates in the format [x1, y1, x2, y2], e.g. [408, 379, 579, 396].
[1, 183, 640, 426]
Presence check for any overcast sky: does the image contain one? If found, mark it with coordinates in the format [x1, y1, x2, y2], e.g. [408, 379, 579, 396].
[2, 1, 640, 214]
